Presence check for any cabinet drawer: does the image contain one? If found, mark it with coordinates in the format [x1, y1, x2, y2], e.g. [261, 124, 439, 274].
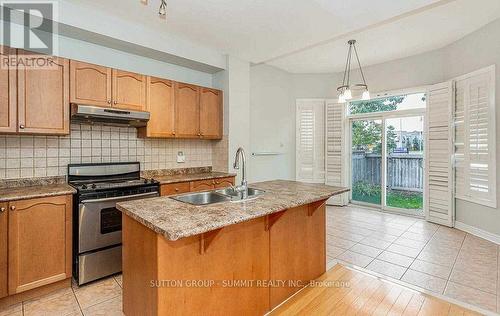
[160, 182, 190, 196]
[190, 179, 215, 192]
[214, 177, 235, 188]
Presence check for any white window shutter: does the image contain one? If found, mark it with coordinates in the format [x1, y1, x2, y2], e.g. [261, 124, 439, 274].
[296, 100, 325, 183]
[325, 100, 348, 205]
[425, 81, 455, 227]
[454, 66, 496, 208]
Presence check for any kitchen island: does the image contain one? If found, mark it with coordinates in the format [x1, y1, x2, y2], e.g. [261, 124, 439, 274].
[117, 180, 348, 315]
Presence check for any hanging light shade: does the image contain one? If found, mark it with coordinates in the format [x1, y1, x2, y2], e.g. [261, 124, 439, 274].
[158, 0, 167, 18]
[337, 40, 370, 102]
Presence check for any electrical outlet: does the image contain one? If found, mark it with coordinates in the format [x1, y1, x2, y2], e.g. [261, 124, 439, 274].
[177, 151, 186, 163]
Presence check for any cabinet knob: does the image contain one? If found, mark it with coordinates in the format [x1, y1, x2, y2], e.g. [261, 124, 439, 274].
[198, 133, 201, 136]
[172, 131, 176, 136]
[19, 125, 25, 129]
[175, 188, 179, 192]
[107, 100, 111, 104]
[113, 101, 118, 105]
[0, 207, 5, 212]
[10, 205, 16, 211]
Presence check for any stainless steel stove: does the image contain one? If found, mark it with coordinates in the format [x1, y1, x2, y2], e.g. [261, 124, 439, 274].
[68, 162, 160, 285]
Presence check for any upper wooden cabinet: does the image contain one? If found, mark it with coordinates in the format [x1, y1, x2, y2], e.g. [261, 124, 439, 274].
[138, 77, 175, 138]
[175, 82, 200, 138]
[8, 195, 72, 294]
[70, 60, 112, 107]
[0, 203, 7, 299]
[199, 88, 223, 139]
[0, 46, 17, 134]
[70, 62, 146, 111]
[17, 53, 69, 135]
[112, 69, 147, 111]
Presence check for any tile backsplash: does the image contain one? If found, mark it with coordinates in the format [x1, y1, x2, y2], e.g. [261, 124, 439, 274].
[0, 123, 214, 180]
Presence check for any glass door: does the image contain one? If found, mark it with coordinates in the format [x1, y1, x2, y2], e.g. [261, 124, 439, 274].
[351, 119, 382, 206]
[385, 116, 424, 215]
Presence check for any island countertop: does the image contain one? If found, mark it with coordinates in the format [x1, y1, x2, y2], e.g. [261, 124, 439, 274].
[116, 180, 349, 241]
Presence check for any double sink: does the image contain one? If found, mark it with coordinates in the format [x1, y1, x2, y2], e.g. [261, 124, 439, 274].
[171, 187, 265, 205]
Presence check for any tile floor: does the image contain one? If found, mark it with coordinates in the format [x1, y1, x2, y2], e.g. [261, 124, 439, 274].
[327, 205, 500, 314]
[0, 274, 123, 316]
[1, 204, 498, 315]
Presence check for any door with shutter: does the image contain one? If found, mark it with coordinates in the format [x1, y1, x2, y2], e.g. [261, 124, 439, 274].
[296, 100, 325, 183]
[454, 67, 496, 208]
[425, 81, 454, 226]
[325, 100, 348, 205]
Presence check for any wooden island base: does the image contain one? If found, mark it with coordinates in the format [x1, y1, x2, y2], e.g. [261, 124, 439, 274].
[122, 200, 326, 315]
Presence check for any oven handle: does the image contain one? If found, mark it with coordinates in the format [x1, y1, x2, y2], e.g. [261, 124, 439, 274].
[80, 191, 159, 204]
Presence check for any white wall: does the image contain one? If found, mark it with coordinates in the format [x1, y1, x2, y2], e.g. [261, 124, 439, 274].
[442, 19, 500, 236]
[250, 64, 294, 182]
[214, 56, 251, 183]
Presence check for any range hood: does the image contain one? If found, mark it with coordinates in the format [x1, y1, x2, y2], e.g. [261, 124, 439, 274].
[71, 104, 150, 127]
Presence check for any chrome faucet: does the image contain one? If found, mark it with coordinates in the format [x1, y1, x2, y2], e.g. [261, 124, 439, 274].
[233, 147, 248, 199]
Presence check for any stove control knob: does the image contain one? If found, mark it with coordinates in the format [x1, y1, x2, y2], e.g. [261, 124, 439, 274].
[91, 184, 96, 189]
[144, 179, 149, 184]
[81, 184, 88, 190]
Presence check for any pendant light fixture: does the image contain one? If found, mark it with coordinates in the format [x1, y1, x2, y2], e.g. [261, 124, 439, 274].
[337, 40, 370, 103]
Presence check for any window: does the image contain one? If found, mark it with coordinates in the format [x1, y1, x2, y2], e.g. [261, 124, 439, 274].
[349, 92, 426, 115]
[454, 66, 496, 208]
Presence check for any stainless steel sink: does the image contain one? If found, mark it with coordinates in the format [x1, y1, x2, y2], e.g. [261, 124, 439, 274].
[171, 191, 230, 205]
[170, 187, 266, 205]
[215, 187, 266, 202]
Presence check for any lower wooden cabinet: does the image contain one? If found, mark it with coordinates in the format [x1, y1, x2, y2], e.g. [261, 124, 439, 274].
[268, 201, 326, 308]
[0, 203, 7, 299]
[160, 182, 190, 196]
[7, 195, 72, 294]
[160, 177, 235, 196]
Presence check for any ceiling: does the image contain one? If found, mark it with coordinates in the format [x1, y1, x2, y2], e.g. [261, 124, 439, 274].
[64, 0, 500, 73]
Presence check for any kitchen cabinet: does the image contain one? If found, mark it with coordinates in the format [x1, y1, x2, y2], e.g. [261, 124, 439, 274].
[112, 69, 147, 111]
[138, 77, 175, 138]
[268, 202, 325, 308]
[175, 82, 200, 138]
[199, 88, 223, 139]
[70, 62, 146, 112]
[8, 195, 72, 294]
[160, 177, 235, 196]
[17, 52, 69, 135]
[0, 203, 7, 299]
[214, 177, 234, 189]
[160, 182, 190, 196]
[70, 60, 112, 107]
[0, 46, 16, 134]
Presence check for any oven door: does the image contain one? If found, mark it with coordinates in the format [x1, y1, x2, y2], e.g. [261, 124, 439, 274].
[78, 191, 158, 253]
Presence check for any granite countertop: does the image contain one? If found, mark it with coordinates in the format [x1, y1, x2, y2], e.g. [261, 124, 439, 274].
[153, 172, 236, 184]
[0, 184, 76, 202]
[117, 180, 349, 241]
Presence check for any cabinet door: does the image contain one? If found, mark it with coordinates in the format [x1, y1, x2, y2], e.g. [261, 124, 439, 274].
[8, 195, 72, 294]
[0, 46, 17, 133]
[70, 60, 112, 107]
[199, 88, 222, 139]
[0, 203, 7, 299]
[140, 77, 175, 138]
[190, 179, 214, 192]
[175, 82, 200, 138]
[269, 202, 326, 308]
[160, 182, 191, 196]
[17, 53, 69, 135]
[112, 69, 147, 111]
[214, 177, 234, 188]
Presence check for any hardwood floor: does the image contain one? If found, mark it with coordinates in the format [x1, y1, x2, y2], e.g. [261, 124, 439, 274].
[270, 264, 483, 315]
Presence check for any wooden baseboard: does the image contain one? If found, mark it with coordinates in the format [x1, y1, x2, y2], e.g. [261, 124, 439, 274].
[0, 278, 71, 310]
